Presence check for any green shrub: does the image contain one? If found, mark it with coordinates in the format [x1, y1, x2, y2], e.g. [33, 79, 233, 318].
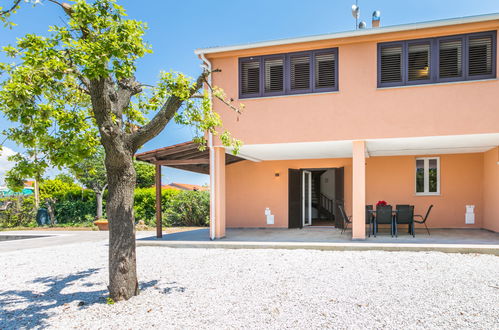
[0, 196, 36, 227]
[133, 188, 209, 227]
[133, 187, 180, 226]
[164, 190, 209, 227]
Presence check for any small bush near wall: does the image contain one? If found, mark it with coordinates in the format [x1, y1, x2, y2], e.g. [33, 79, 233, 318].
[164, 191, 210, 227]
[133, 188, 209, 227]
[0, 196, 36, 228]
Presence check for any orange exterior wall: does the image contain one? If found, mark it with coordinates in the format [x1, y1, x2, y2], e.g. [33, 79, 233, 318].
[209, 22, 499, 146]
[226, 158, 352, 228]
[226, 153, 486, 229]
[483, 147, 499, 232]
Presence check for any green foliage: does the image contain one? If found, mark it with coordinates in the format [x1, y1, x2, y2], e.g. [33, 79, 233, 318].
[55, 173, 76, 185]
[39, 179, 81, 201]
[134, 160, 155, 188]
[133, 187, 178, 225]
[165, 190, 210, 227]
[70, 147, 107, 193]
[38, 179, 97, 224]
[133, 188, 209, 227]
[0, 196, 36, 227]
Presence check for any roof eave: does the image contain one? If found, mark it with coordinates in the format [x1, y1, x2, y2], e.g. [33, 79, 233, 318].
[194, 12, 499, 56]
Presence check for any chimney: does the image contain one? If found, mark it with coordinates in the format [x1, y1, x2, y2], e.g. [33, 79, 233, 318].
[372, 10, 381, 28]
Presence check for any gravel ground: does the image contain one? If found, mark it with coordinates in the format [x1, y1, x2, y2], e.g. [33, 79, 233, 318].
[0, 241, 498, 329]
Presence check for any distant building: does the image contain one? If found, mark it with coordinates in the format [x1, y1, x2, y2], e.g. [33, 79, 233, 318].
[162, 182, 209, 192]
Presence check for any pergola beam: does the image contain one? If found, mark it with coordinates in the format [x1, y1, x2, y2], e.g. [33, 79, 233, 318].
[154, 158, 210, 166]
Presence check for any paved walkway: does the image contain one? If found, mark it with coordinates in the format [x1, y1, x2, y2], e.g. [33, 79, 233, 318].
[137, 228, 499, 255]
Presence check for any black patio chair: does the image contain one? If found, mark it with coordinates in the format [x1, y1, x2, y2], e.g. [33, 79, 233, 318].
[366, 205, 374, 237]
[414, 205, 433, 236]
[374, 205, 395, 237]
[396, 205, 415, 237]
[338, 203, 351, 234]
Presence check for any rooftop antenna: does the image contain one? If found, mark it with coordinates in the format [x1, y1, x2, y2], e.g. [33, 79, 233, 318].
[351, 0, 360, 30]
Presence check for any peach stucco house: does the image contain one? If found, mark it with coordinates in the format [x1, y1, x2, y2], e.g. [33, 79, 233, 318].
[137, 13, 499, 240]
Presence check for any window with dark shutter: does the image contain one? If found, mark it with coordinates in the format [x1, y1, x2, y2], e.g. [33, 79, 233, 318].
[264, 58, 284, 93]
[290, 55, 311, 91]
[241, 60, 260, 95]
[378, 30, 495, 87]
[439, 39, 462, 79]
[315, 52, 336, 89]
[380, 45, 403, 84]
[408, 43, 430, 81]
[468, 36, 493, 76]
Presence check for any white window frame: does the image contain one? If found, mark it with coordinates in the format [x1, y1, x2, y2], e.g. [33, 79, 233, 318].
[415, 157, 440, 196]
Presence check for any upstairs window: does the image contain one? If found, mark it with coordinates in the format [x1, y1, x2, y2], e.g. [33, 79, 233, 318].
[380, 44, 403, 84]
[290, 54, 311, 91]
[378, 31, 496, 87]
[264, 57, 284, 94]
[239, 48, 338, 98]
[240, 59, 260, 96]
[468, 34, 493, 77]
[315, 52, 336, 89]
[439, 38, 463, 80]
[408, 42, 431, 82]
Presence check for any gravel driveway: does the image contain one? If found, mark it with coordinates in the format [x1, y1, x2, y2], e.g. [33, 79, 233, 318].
[0, 240, 498, 329]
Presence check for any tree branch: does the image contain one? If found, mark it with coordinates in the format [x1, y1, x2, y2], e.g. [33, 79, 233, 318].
[127, 71, 208, 151]
[0, 0, 21, 16]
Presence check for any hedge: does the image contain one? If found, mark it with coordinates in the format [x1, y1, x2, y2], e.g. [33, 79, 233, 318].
[0, 184, 209, 228]
[133, 188, 209, 227]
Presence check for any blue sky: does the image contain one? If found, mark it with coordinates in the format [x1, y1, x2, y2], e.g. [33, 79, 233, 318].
[1, 0, 499, 185]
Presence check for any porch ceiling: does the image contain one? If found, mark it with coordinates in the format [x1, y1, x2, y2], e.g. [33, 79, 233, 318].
[135, 141, 244, 174]
[232, 133, 499, 161]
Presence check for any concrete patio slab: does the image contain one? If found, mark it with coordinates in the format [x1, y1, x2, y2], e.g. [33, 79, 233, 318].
[137, 228, 499, 255]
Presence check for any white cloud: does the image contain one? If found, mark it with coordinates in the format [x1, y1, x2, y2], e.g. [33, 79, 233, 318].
[0, 146, 17, 185]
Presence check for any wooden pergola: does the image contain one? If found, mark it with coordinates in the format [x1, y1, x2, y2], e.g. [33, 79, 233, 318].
[135, 141, 244, 238]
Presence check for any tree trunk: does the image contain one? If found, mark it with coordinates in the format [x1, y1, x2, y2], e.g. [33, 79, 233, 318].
[95, 191, 103, 219]
[105, 150, 139, 301]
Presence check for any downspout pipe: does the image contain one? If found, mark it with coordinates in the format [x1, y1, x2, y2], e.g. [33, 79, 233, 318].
[200, 52, 216, 240]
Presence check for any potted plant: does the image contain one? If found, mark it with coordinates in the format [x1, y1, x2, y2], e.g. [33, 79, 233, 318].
[376, 200, 387, 207]
[94, 218, 109, 231]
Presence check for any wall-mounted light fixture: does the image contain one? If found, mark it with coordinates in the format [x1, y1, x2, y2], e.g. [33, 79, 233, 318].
[275, 171, 280, 177]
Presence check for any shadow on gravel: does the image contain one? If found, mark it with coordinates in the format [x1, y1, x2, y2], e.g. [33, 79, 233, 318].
[0, 268, 158, 329]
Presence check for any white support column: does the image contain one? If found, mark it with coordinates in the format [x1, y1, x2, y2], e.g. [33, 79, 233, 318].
[209, 143, 226, 239]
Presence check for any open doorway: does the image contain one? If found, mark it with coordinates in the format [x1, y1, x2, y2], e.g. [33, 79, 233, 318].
[289, 167, 344, 228]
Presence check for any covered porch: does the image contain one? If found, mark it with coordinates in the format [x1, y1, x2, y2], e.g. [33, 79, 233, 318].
[136, 133, 499, 241]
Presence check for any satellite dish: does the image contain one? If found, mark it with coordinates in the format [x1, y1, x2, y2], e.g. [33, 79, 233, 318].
[372, 10, 381, 20]
[351, 5, 360, 19]
[358, 21, 367, 29]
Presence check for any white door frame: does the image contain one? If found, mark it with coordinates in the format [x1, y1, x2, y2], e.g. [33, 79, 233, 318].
[302, 170, 312, 227]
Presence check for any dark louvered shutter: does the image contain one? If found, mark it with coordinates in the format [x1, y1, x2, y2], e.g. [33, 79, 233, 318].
[380, 45, 403, 84]
[241, 60, 260, 96]
[468, 36, 493, 77]
[439, 39, 463, 79]
[315, 52, 336, 89]
[290, 55, 311, 91]
[408, 43, 430, 81]
[264, 58, 284, 93]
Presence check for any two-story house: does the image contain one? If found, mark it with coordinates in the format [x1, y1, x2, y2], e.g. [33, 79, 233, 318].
[137, 13, 499, 240]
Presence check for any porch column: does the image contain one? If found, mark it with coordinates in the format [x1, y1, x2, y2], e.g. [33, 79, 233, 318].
[352, 141, 366, 240]
[210, 146, 226, 239]
[155, 164, 162, 238]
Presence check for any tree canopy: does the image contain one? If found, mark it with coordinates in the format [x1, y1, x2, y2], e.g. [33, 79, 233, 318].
[0, 0, 242, 301]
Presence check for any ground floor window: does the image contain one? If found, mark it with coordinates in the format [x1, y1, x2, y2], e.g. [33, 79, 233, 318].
[415, 157, 440, 195]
